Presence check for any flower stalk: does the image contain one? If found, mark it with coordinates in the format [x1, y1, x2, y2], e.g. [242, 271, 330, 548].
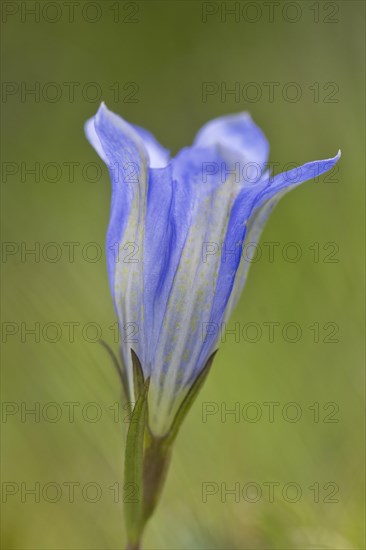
[142, 433, 172, 524]
[126, 433, 172, 549]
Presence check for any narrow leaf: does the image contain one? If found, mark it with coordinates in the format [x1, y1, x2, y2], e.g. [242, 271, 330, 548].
[124, 377, 150, 546]
[131, 348, 145, 400]
[166, 350, 218, 444]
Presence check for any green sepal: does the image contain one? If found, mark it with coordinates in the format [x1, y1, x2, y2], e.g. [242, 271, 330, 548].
[124, 376, 150, 547]
[99, 339, 130, 407]
[165, 350, 218, 445]
[131, 348, 145, 400]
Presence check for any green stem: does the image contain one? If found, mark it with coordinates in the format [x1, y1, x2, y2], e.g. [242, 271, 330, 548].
[125, 432, 172, 550]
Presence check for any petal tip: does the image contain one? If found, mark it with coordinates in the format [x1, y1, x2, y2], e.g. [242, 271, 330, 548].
[96, 101, 110, 123]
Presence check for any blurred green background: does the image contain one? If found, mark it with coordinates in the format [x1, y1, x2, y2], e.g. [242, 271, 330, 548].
[1, 1, 364, 548]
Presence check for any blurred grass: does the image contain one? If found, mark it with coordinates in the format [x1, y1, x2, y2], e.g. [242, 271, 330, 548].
[1, 1, 365, 549]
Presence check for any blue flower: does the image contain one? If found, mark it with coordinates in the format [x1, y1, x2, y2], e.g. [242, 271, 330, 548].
[85, 103, 340, 436]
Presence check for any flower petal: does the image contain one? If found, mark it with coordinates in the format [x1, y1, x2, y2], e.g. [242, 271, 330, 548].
[131, 123, 170, 168]
[193, 112, 269, 169]
[85, 105, 169, 169]
[256, 150, 341, 207]
[84, 116, 108, 164]
[88, 103, 150, 397]
[221, 150, 342, 322]
[145, 146, 244, 434]
[224, 191, 285, 320]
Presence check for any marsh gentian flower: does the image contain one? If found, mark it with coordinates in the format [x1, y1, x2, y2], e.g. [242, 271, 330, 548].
[86, 103, 340, 436]
[85, 104, 340, 547]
